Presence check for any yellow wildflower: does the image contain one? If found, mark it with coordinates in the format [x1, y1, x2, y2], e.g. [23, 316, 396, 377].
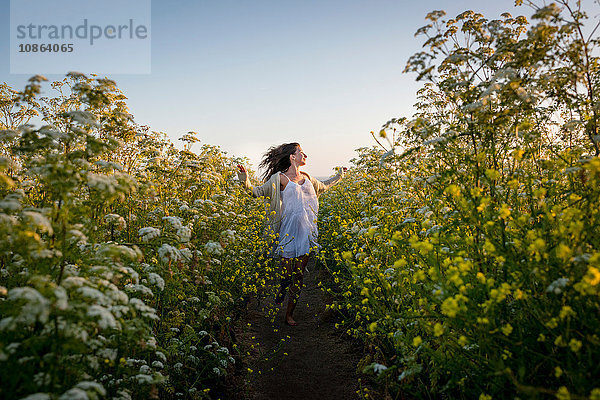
[556, 386, 570, 400]
[499, 204, 511, 219]
[433, 323, 444, 337]
[485, 168, 500, 180]
[559, 306, 576, 320]
[512, 148, 525, 160]
[538, 334, 546, 342]
[554, 366, 563, 378]
[585, 266, 600, 286]
[445, 184, 461, 197]
[477, 272, 486, 284]
[483, 240, 496, 254]
[555, 243, 572, 262]
[546, 318, 558, 329]
[554, 335, 567, 347]
[569, 338, 582, 352]
[394, 258, 407, 268]
[441, 297, 459, 317]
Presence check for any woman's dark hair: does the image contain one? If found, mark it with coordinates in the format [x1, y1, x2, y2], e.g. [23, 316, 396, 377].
[259, 142, 299, 182]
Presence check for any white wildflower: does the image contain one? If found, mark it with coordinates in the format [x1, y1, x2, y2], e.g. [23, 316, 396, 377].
[176, 226, 192, 242]
[114, 391, 132, 400]
[138, 227, 160, 242]
[546, 277, 569, 294]
[372, 363, 388, 374]
[423, 137, 447, 146]
[221, 229, 236, 245]
[115, 266, 140, 283]
[21, 394, 52, 400]
[74, 381, 105, 396]
[124, 284, 153, 297]
[564, 166, 581, 174]
[31, 249, 58, 259]
[33, 371, 52, 387]
[58, 388, 88, 400]
[0, 195, 22, 212]
[63, 110, 99, 126]
[179, 248, 192, 261]
[77, 286, 107, 303]
[129, 298, 159, 320]
[67, 229, 87, 244]
[62, 276, 87, 289]
[379, 148, 395, 166]
[22, 211, 53, 235]
[94, 160, 123, 171]
[155, 351, 167, 363]
[134, 374, 153, 384]
[86, 173, 115, 194]
[4, 287, 50, 328]
[148, 273, 165, 291]
[204, 241, 223, 256]
[87, 305, 118, 329]
[158, 244, 180, 263]
[6, 342, 20, 354]
[462, 100, 484, 111]
[98, 348, 118, 361]
[162, 216, 183, 229]
[147, 336, 157, 348]
[96, 245, 140, 262]
[104, 214, 126, 230]
[54, 287, 68, 310]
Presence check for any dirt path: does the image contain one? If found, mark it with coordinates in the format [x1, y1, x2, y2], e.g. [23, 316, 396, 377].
[229, 258, 366, 400]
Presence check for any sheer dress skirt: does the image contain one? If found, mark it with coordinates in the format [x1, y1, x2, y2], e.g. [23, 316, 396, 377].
[275, 179, 319, 258]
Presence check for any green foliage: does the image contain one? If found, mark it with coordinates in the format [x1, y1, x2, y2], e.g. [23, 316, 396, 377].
[319, 1, 600, 399]
[0, 73, 272, 399]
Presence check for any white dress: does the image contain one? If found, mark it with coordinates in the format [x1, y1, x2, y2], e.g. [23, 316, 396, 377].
[275, 176, 319, 258]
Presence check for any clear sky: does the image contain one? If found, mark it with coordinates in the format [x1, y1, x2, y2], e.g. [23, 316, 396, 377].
[2, 0, 533, 176]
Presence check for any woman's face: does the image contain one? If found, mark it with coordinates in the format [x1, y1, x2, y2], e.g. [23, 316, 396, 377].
[291, 146, 307, 166]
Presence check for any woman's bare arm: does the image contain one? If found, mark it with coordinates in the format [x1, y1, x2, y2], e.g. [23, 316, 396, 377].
[237, 164, 274, 198]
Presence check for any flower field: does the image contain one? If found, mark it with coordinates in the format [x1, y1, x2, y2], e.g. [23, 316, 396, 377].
[318, 2, 600, 399]
[0, 74, 279, 399]
[1, 1, 600, 399]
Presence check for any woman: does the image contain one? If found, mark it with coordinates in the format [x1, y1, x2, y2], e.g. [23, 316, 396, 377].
[237, 143, 345, 325]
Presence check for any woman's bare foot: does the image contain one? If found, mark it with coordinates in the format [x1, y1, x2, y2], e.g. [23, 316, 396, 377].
[285, 317, 298, 326]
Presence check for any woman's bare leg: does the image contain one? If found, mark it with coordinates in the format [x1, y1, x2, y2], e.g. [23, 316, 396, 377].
[285, 254, 310, 325]
[276, 257, 293, 303]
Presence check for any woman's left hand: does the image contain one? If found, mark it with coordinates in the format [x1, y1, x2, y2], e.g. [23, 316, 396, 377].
[236, 164, 248, 181]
